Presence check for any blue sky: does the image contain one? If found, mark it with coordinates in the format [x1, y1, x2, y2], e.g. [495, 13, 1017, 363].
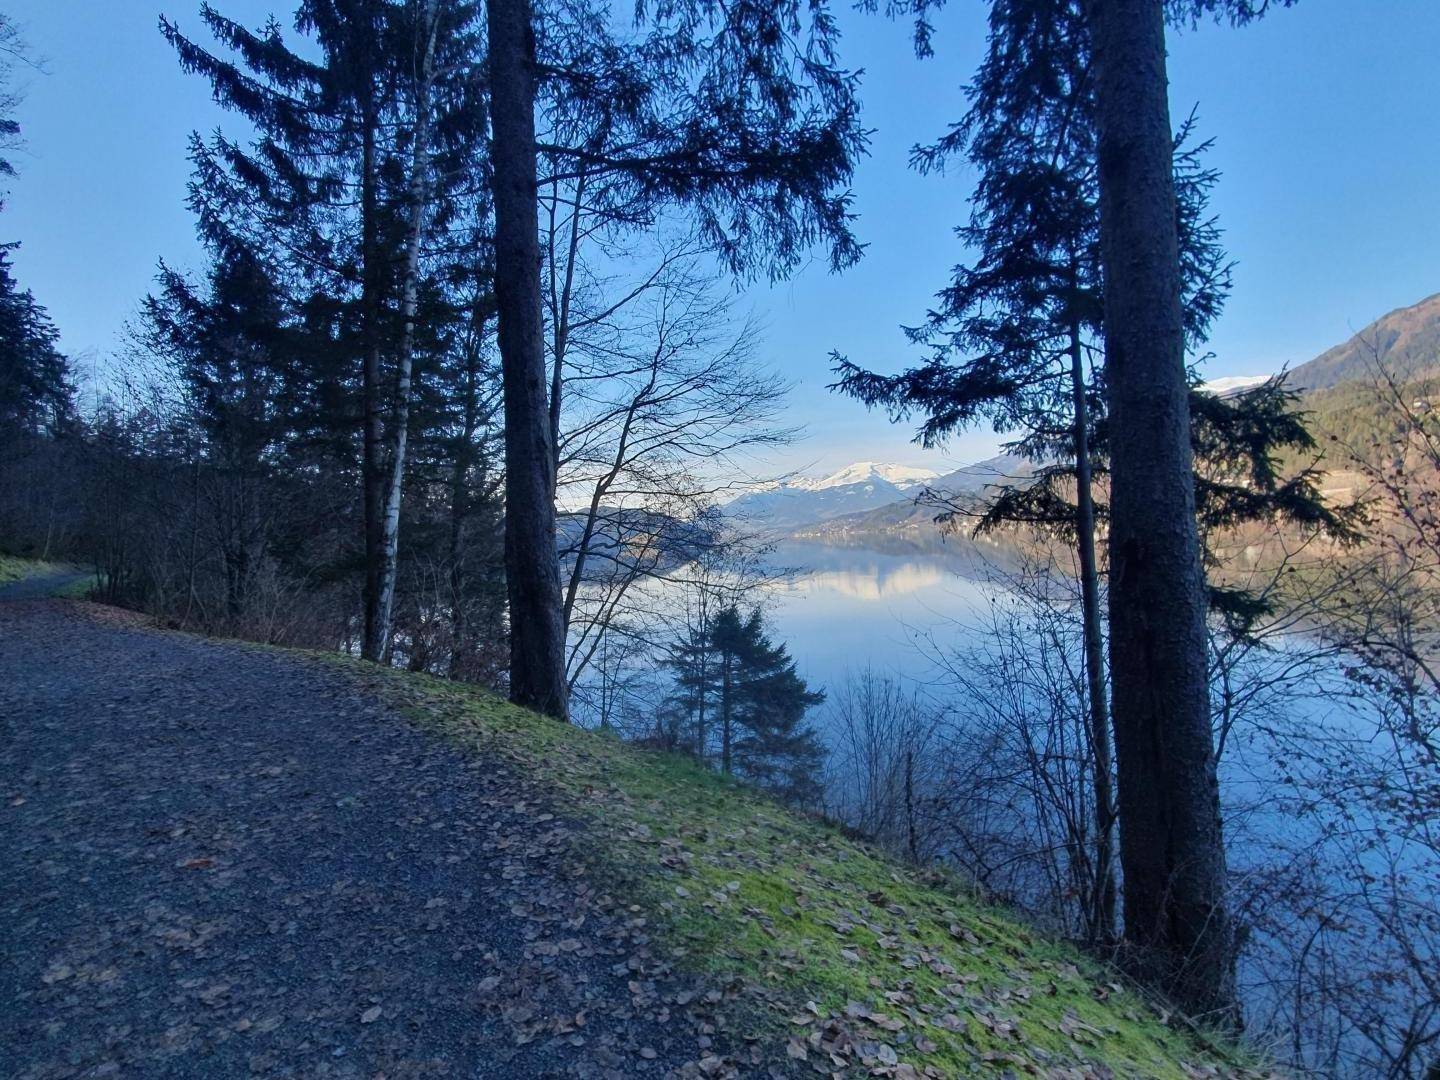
[5, 0, 1439, 475]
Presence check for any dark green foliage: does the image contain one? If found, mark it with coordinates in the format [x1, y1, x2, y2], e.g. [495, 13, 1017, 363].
[1189, 379, 1359, 540]
[834, 0, 1228, 465]
[1168, 0, 1300, 28]
[0, 249, 71, 435]
[834, 0, 1342, 639]
[144, 241, 294, 468]
[538, 0, 867, 281]
[153, 1, 506, 666]
[159, 0, 487, 363]
[1300, 369, 1440, 451]
[666, 604, 825, 804]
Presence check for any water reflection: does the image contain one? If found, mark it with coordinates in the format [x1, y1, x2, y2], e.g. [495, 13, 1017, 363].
[761, 540, 1002, 691]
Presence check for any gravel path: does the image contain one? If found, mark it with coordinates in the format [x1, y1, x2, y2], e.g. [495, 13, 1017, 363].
[0, 569, 91, 601]
[0, 601, 739, 1079]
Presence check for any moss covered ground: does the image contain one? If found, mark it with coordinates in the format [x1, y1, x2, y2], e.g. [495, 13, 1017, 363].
[332, 660, 1271, 1079]
[0, 553, 65, 585]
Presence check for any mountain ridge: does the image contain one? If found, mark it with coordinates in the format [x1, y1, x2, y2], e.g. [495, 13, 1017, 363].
[1289, 291, 1440, 391]
[740, 292, 1439, 539]
[726, 460, 943, 531]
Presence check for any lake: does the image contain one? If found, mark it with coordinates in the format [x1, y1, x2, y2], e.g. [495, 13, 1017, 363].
[759, 537, 1011, 695]
[755, 538, 1436, 1075]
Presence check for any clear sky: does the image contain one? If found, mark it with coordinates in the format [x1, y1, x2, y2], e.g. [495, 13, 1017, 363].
[5, 0, 1439, 476]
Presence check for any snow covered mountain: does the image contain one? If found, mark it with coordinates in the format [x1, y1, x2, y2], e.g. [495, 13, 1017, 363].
[788, 461, 940, 492]
[1200, 374, 1271, 397]
[727, 461, 941, 531]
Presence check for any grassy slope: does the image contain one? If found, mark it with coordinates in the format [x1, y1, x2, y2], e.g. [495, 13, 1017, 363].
[0, 553, 66, 586]
[336, 660, 1266, 1079]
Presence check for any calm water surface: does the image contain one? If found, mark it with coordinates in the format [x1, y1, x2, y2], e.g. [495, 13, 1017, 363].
[759, 539, 1008, 693]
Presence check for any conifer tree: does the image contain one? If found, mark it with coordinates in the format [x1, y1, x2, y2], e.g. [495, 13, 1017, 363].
[844, 0, 1318, 1007]
[722, 609, 827, 805]
[835, 0, 1232, 949]
[664, 619, 714, 759]
[668, 604, 825, 801]
[0, 17, 71, 438]
[162, 0, 489, 661]
[142, 239, 296, 614]
[1082, 0, 1298, 1019]
[0, 249, 71, 436]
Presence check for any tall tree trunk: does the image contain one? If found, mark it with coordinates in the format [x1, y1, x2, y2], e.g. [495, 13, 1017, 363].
[720, 652, 733, 775]
[486, 0, 570, 720]
[1068, 316, 1117, 947]
[547, 171, 586, 499]
[1082, 0, 1234, 1019]
[448, 308, 488, 680]
[373, 0, 440, 663]
[360, 106, 386, 661]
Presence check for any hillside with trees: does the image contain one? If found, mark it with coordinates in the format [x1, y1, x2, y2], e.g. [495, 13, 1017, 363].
[1289, 291, 1440, 391]
[2, 0, 1438, 1076]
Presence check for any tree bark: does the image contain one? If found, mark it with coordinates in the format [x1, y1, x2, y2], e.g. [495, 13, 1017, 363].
[1067, 317, 1117, 947]
[448, 305, 489, 680]
[373, 0, 440, 663]
[486, 0, 570, 720]
[360, 103, 386, 661]
[1082, 0, 1234, 1019]
[720, 647, 734, 775]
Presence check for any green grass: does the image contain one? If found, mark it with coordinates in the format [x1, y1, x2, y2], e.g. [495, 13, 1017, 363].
[328, 661, 1268, 1077]
[51, 575, 98, 598]
[0, 553, 68, 586]
[0, 552, 97, 597]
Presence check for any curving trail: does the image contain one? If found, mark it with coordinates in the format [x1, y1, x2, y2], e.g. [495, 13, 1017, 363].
[0, 600, 725, 1079]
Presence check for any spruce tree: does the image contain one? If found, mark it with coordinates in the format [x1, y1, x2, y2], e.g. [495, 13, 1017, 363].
[0, 18, 71, 439]
[724, 610, 827, 805]
[1081, 0, 1227, 1018]
[671, 604, 825, 801]
[1084, 0, 1299, 1019]
[665, 619, 716, 761]
[835, 0, 1232, 949]
[843, 0, 1323, 1007]
[0, 249, 71, 436]
[162, 1, 489, 661]
[142, 239, 296, 614]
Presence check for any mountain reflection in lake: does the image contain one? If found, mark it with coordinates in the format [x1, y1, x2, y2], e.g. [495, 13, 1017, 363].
[761, 541, 1436, 1076]
[758, 539, 1011, 693]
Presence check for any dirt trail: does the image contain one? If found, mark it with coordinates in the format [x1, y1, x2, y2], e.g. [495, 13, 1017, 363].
[0, 601, 731, 1079]
[0, 568, 91, 601]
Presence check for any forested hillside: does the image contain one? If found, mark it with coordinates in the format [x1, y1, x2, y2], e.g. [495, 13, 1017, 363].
[1289, 291, 1440, 391]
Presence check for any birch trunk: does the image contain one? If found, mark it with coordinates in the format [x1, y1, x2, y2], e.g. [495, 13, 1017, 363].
[372, 0, 440, 663]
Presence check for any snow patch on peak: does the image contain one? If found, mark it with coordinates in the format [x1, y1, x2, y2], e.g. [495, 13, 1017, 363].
[802, 461, 941, 491]
[1200, 374, 1271, 397]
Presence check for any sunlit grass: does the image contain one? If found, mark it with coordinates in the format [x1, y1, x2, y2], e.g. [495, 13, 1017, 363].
[326, 658, 1268, 1077]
